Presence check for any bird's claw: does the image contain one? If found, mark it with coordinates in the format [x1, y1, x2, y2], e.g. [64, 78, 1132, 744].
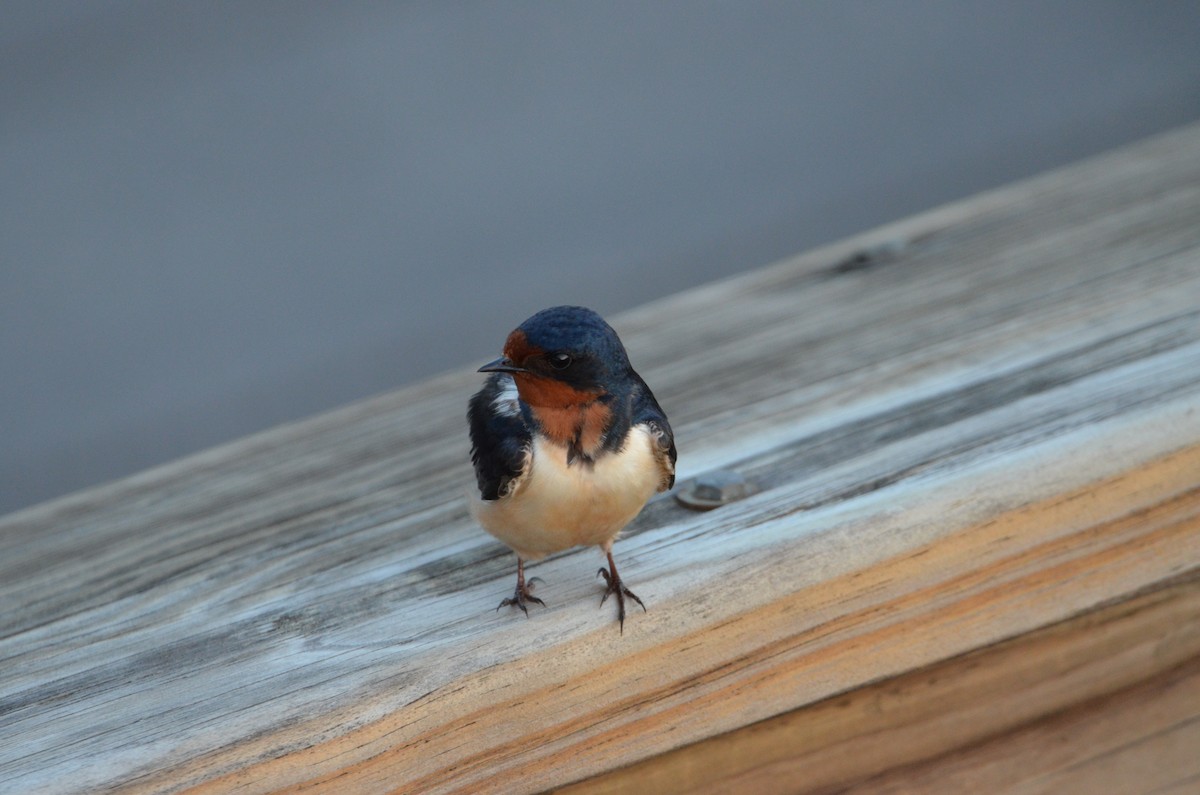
[598, 564, 645, 633]
[497, 590, 545, 617]
[497, 578, 545, 617]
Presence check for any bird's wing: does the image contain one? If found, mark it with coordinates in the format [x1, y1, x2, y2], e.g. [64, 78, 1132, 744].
[630, 373, 677, 492]
[467, 373, 533, 500]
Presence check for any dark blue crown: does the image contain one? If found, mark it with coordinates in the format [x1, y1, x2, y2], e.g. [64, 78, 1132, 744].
[518, 306, 631, 373]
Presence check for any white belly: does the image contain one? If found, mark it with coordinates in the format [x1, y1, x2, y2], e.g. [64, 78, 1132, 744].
[471, 426, 661, 560]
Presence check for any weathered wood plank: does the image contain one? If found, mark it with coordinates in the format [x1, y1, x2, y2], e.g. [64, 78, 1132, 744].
[558, 572, 1200, 794]
[3, 122, 1200, 793]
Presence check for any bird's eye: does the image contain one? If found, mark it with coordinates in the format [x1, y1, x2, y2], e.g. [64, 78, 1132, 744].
[548, 352, 573, 370]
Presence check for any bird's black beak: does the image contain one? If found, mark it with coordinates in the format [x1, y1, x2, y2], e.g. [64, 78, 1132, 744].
[478, 357, 526, 374]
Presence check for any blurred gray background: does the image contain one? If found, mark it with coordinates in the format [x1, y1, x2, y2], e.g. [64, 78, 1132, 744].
[4, 1, 1200, 516]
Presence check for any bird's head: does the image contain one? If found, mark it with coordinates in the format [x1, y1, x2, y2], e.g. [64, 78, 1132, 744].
[478, 306, 630, 408]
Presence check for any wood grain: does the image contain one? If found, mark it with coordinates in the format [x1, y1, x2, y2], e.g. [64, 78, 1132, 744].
[3, 122, 1200, 794]
[558, 572, 1200, 794]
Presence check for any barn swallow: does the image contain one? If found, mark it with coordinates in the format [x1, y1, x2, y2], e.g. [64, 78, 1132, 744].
[468, 306, 676, 631]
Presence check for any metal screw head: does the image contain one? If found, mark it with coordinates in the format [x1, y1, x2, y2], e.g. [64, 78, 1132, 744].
[675, 470, 758, 511]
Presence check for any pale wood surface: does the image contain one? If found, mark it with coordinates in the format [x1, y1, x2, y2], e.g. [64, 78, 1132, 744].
[4, 123, 1200, 794]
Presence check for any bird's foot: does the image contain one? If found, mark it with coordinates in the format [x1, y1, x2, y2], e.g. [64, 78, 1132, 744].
[497, 575, 545, 617]
[597, 563, 645, 633]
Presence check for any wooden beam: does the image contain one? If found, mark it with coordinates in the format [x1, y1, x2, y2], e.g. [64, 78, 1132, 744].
[559, 573, 1200, 794]
[3, 122, 1200, 793]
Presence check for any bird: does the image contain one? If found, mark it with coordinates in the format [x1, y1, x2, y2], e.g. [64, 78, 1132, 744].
[467, 305, 676, 631]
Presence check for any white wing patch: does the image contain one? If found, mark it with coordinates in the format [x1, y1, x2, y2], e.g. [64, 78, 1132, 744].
[645, 420, 676, 492]
[498, 444, 532, 499]
[491, 375, 521, 418]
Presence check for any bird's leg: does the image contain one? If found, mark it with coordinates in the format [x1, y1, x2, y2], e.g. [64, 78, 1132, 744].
[597, 550, 645, 633]
[497, 557, 545, 617]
